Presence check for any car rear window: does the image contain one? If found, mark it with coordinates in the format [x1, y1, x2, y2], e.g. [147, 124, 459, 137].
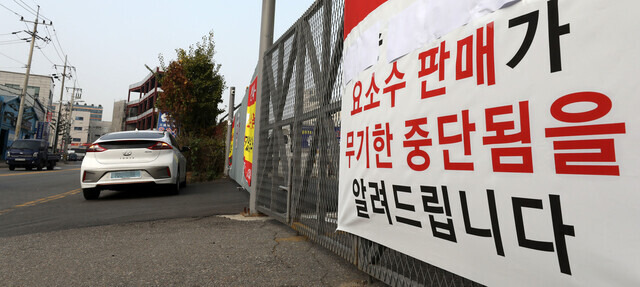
[99, 140, 157, 150]
[100, 132, 164, 141]
[10, 140, 40, 149]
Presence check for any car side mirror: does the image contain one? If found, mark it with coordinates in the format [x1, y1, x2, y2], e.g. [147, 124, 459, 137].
[180, 146, 191, 153]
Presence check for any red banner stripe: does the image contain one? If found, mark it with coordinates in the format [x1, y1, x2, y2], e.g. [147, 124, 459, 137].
[344, 0, 387, 40]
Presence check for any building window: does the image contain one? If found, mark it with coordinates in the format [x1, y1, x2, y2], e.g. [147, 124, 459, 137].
[74, 127, 82, 131]
[5, 84, 40, 98]
[72, 138, 81, 142]
[75, 116, 84, 121]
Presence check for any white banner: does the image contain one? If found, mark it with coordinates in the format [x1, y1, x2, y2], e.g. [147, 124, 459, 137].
[338, 0, 640, 286]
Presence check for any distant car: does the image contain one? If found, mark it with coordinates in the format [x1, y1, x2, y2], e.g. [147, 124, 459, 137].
[80, 130, 189, 200]
[67, 152, 84, 161]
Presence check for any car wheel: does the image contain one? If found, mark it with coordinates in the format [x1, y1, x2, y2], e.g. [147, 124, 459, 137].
[167, 169, 180, 195]
[180, 172, 187, 188]
[83, 188, 100, 200]
[8, 165, 15, 171]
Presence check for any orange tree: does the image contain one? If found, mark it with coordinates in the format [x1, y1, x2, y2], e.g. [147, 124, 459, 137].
[157, 31, 227, 180]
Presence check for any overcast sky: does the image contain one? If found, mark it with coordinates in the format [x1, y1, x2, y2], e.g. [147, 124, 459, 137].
[0, 0, 315, 121]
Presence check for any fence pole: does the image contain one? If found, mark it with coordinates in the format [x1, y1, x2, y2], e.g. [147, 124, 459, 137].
[224, 87, 235, 176]
[250, 0, 276, 215]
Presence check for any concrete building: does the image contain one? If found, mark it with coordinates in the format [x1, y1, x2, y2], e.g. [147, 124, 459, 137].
[110, 100, 127, 132]
[72, 103, 103, 122]
[69, 109, 92, 146]
[0, 70, 54, 109]
[88, 120, 111, 143]
[126, 68, 162, 130]
[51, 102, 106, 150]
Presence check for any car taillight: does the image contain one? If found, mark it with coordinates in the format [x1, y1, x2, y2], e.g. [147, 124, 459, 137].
[82, 171, 87, 182]
[148, 141, 173, 150]
[87, 144, 107, 152]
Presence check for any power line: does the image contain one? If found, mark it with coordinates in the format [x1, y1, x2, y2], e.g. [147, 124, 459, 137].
[13, 0, 37, 17]
[44, 26, 63, 62]
[5, 2, 63, 66]
[0, 38, 27, 43]
[12, 4, 43, 141]
[67, 64, 78, 82]
[0, 39, 28, 45]
[51, 26, 66, 60]
[0, 51, 26, 66]
[36, 45, 55, 66]
[17, 0, 37, 14]
[17, 0, 52, 23]
[20, 0, 53, 22]
[11, 1, 54, 27]
[0, 2, 23, 17]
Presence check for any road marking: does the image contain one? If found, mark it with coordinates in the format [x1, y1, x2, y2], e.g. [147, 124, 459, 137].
[275, 236, 308, 242]
[0, 168, 81, 177]
[0, 188, 82, 216]
[0, 208, 14, 215]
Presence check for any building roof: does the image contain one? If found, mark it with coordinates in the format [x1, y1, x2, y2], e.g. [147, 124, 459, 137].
[0, 85, 20, 103]
[0, 94, 18, 104]
[0, 70, 54, 81]
[128, 68, 164, 91]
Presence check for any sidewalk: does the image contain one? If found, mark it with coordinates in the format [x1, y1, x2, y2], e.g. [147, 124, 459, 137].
[0, 177, 385, 286]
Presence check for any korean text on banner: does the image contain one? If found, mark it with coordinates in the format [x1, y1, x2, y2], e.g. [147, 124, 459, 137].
[338, 0, 640, 286]
[244, 77, 258, 186]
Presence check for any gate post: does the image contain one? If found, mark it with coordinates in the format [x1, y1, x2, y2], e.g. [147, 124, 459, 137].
[250, 0, 276, 215]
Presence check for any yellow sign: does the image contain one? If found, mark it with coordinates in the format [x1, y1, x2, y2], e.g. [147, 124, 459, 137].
[243, 77, 257, 185]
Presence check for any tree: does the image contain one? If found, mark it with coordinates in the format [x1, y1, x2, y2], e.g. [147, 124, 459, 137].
[157, 31, 227, 180]
[158, 31, 226, 136]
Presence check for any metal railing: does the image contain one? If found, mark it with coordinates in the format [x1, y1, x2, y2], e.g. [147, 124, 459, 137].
[254, 0, 482, 286]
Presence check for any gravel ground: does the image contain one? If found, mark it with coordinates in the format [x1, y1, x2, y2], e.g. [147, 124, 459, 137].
[0, 215, 386, 287]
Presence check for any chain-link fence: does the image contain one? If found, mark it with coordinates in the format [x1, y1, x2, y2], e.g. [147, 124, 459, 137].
[255, 0, 482, 286]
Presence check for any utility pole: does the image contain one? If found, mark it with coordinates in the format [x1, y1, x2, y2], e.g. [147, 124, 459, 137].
[250, 0, 276, 215]
[13, 6, 51, 141]
[53, 55, 69, 153]
[63, 83, 81, 161]
[224, 87, 236, 176]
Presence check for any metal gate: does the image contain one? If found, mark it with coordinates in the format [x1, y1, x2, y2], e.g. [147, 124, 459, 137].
[255, 0, 482, 285]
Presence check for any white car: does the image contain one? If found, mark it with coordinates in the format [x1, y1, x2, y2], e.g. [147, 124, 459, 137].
[80, 130, 189, 200]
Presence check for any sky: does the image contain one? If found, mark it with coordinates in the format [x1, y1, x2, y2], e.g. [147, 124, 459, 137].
[0, 0, 315, 122]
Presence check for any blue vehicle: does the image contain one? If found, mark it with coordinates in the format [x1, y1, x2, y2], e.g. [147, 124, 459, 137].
[5, 139, 59, 171]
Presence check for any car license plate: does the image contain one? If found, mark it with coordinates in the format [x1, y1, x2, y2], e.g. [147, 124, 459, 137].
[15, 158, 25, 161]
[110, 171, 141, 179]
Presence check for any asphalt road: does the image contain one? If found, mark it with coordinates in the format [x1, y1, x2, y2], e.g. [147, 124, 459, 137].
[0, 163, 384, 286]
[0, 161, 250, 238]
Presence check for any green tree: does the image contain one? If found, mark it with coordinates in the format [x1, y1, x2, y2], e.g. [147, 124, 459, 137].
[158, 31, 226, 136]
[158, 31, 227, 180]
